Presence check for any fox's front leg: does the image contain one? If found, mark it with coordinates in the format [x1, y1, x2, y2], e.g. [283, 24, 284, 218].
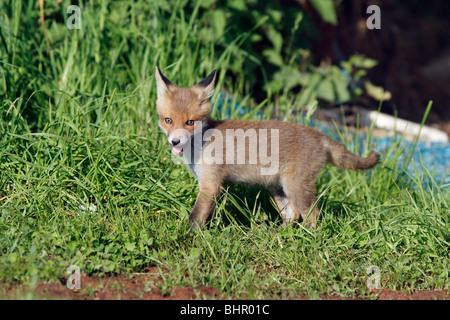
[189, 180, 221, 230]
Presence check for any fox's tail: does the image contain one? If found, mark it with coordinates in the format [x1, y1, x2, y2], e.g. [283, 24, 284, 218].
[324, 137, 379, 170]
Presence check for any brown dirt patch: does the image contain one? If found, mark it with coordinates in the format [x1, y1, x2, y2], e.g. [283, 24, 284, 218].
[1, 267, 222, 300]
[372, 289, 450, 300]
[1, 268, 448, 300]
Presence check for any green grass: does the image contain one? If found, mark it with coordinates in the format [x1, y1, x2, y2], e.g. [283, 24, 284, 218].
[0, 0, 449, 299]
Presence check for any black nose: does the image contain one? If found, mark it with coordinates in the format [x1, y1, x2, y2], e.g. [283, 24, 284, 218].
[171, 138, 180, 146]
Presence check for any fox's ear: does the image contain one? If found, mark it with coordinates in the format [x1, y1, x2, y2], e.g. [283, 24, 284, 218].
[155, 66, 174, 98]
[193, 70, 217, 100]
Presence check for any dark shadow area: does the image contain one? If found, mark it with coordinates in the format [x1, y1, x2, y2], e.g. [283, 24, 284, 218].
[328, 0, 450, 132]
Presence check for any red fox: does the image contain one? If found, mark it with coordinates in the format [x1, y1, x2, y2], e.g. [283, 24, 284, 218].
[155, 67, 379, 230]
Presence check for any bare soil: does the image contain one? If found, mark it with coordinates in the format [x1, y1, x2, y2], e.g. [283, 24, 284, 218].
[1, 267, 448, 300]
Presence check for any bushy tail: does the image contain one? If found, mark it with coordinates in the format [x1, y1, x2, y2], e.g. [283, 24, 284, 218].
[324, 138, 379, 170]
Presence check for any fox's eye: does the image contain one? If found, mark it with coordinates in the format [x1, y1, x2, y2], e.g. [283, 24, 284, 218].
[185, 120, 194, 126]
[165, 118, 172, 124]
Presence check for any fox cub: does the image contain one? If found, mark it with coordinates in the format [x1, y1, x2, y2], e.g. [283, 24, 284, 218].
[155, 67, 379, 230]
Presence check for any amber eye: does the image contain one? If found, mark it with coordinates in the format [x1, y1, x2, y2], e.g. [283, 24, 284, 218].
[165, 118, 172, 124]
[185, 120, 194, 126]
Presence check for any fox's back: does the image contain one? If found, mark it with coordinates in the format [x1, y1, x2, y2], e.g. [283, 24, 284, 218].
[200, 119, 329, 187]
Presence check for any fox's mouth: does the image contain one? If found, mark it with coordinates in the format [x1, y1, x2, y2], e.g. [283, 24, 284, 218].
[170, 144, 183, 155]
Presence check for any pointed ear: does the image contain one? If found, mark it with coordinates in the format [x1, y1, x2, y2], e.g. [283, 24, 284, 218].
[155, 66, 174, 98]
[193, 70, 217, 100]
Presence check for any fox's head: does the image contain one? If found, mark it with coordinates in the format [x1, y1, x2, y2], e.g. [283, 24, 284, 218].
[155, 67, 216, 155]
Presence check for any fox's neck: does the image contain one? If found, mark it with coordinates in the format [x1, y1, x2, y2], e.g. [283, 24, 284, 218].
[202, 117, 215, 128]
[202, 117, 223, 131]
[183, 118, 219, 166]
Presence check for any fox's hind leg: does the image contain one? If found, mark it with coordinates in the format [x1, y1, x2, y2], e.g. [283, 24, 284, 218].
[281, 171, 320, 229]
[271, 189, 300, 227]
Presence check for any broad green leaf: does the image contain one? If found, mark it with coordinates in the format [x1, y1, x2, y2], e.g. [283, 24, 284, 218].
[315, 78, 335, 102]
[266, 26, 283, 53]
[333, 77, 351, 103]
[309, 0, 338, 25]
[263, 48, 284, 67]
[211, 9, 227, 39]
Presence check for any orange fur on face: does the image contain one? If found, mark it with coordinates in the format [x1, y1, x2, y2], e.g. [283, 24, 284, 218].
[156, 69, 214, 155]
